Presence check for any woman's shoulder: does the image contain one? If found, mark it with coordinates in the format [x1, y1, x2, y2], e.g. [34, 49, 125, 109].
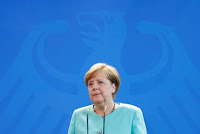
[73, 105, 93, 114]
[118, 103, 142, 112]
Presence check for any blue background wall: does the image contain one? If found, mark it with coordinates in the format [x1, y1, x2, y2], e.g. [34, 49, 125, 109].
[0, 0, 200, 134]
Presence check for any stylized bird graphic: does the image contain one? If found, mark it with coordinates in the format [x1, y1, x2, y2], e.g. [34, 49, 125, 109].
[0, 11, 199, 134]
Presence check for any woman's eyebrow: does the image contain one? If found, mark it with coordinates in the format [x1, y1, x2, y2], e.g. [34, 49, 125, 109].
[88, 79, 94, 83]
[88, 79, 103, 83]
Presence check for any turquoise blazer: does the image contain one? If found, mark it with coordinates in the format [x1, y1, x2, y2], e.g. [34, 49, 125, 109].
[68, 103, 147, 134]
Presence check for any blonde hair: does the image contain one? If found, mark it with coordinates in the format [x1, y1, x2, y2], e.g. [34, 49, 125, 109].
[84, 63, 120, 99]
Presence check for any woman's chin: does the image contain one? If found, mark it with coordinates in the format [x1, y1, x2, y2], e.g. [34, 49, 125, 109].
[92, 98, 104, 104]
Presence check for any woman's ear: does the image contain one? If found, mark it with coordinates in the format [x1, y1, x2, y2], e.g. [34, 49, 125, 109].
[112, 83, 116, 93]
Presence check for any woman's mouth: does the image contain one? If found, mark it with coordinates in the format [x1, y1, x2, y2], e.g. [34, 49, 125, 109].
[93, 93, 101, 96]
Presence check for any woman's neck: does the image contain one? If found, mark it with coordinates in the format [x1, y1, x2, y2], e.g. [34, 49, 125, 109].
[94, 101, 115, 116]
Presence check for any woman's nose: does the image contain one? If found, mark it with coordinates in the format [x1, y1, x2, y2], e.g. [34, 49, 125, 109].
[92, 82, 98, 90]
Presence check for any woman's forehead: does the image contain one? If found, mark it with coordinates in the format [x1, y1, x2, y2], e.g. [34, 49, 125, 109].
[89, 71, 108, 80]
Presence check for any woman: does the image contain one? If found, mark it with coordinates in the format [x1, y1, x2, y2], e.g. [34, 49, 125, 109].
[68, 63, 147, 134]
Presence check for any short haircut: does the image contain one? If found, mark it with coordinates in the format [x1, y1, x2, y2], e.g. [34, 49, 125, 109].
[84, 63, 120, 99]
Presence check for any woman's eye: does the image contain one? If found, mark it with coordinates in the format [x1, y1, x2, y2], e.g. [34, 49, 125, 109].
[99, 81, 104, 84]
[88, 83, 93, 86]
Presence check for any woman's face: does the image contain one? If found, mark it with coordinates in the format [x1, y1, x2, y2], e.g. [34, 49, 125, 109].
[87, 71, 116, 105]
